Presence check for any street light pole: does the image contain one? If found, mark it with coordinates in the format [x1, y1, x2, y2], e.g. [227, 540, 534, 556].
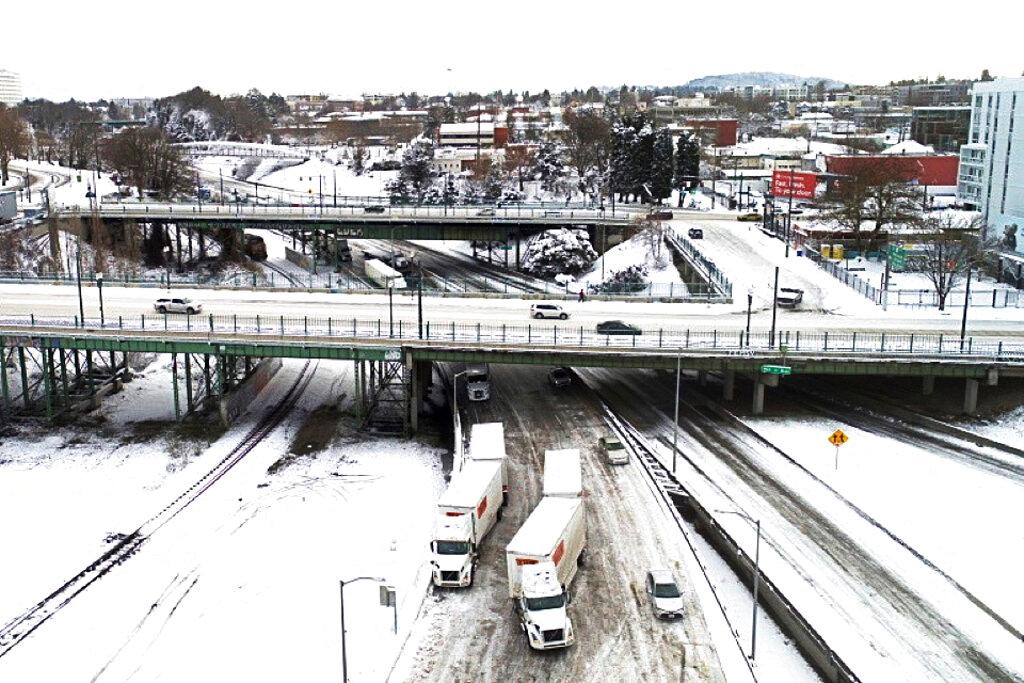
[745, 288, 753, 347]
[339, 576, 385, 683]
[960, 266, 973, 351]
[770, 267, 779, 348]
[388, 284, 394, 338]
[96, 272, 105, 327]
[672, 350, 681, 473]
[716, 510, 762, 661]
[75, 235, 85, 326]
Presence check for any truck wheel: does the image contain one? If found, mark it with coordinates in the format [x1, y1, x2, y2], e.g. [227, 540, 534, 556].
[578, 549, 586, 567]
[497, 506, 504, 521]
[467, 566, 474, 587]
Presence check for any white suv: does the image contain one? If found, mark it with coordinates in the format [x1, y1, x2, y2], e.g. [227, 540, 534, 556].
[154, 297, 203, 315]
[531, 303, 568, 320]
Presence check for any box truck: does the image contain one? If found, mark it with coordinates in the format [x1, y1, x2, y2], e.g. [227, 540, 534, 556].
[542, 449, 582, 498]
[365, 258, 407, 289]
[506, 497, 586, 650]
[430, 460, 505, 588]
[469, 422, 508, 497]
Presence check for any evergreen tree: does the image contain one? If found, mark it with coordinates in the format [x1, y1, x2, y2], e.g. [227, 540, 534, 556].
[650, 128, 674, 204]
[980, 69, 995, 82]
[533, 141, 565, 193]
[673, 132, 700, 205]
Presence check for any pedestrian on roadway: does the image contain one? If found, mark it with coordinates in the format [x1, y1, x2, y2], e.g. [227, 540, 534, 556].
[578, 288, 586, 303]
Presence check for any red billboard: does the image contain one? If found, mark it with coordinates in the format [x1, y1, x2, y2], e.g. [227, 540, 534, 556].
[772, 170, 817, 199]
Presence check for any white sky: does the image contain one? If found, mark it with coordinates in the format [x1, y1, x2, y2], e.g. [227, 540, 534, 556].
[4, 0, 1021, 101]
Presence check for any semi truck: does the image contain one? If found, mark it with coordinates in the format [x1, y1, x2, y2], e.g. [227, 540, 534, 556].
[454, 363, 491, 402]
[364, 258, 407, 289]
[505, 497, 586, 650]
[469, 422, 508, 497]
[430, 459, 505, 588]
[542, 449, 582, 498]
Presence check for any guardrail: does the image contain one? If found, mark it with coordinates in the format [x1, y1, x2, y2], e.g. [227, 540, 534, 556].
[0, 270, 722, 302]
[3, 314, 1022, 361]
[666, 232, 734, 299]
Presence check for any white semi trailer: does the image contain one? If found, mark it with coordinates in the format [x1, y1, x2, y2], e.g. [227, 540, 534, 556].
[364, 258, 407, 289]
[469, 422, 508, 498]
[430, 460, 505, 587]
[505, 496, 586, 650]
[542, 449, 582, 499]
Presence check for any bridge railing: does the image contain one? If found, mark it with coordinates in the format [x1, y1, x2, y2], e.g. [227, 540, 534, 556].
[3, 313, 1022, 361]
[58, 201, 634, 223]
[0, 270, 726, 302]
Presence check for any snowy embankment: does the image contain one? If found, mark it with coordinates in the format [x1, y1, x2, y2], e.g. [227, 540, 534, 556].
[0, 358, 444, 682]
[578, 232, 684, 291]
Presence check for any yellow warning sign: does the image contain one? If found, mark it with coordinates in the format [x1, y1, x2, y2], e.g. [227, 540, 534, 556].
[828, 429, 849, 447]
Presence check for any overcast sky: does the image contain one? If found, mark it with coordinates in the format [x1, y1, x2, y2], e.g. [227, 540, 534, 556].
[4, 0, 1020, 101]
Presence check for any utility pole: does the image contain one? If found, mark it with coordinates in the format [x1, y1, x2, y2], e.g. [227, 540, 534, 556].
[770, 267, 779, 348]
[672, 351, 681, 473]
[785, 167, 794, 258]
[960, 267, 973, 351]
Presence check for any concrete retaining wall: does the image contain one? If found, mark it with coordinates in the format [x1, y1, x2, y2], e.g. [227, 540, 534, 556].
[219, 357, 282, 426]
[285, 246, 313, 272]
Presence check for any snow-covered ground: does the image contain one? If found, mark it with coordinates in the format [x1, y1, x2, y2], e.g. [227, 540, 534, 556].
[743, 412, 1024, 635]
[0, 357, 444, 682]
[578, 230, 685, 290]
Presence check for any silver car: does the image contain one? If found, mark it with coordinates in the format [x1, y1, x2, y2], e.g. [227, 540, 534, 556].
[154, 297, 203, 315]
[645, 569, 685, 620]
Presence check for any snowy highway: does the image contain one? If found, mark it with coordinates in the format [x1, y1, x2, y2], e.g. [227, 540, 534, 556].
[393, 365, 739, 682]
[581, 367, 1024, 681]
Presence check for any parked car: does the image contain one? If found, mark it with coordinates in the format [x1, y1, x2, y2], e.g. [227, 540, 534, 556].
[687, 227, 704, 239]
[477, 208, 496, 216]
[645, 569, 685, 620]
[531, 303, 568, 320]
[154, 297, 202, 315]
[364, 205, 386, 214]
[598, 436, 629, 465]
[776, 287, 804, 309]
[737, 212, 762, 222]
[647, 209, 673, 221]
[596, 320, 641, 336]
[543, 210, 563, 217]
[548, 367, 572, 388]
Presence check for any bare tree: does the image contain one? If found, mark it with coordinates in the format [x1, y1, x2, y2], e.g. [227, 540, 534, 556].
[0, 105, 31, 185]
[909, 214, 990, 311]
[103, 127, 190, 200]
[560, 108, 612, 194]
[819, 156, 924, 251]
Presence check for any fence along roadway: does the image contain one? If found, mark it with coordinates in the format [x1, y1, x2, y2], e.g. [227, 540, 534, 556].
[2, 314, 1022, 375]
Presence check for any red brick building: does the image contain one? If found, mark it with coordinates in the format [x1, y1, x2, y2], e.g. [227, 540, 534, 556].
[685, 119, 738, 147]
[825, 154, 959, 187]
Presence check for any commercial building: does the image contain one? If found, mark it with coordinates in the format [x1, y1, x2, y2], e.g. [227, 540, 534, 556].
[957, 78, 1024, 253]
[911, 106, 971, 153]
[895, 81, 972, 106]
[0, 69, 22, 107]
[438, 122, 508, 149]
[684, 118, 738, 146]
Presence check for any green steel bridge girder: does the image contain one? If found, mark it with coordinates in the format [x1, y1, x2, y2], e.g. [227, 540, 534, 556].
[2, 334, 1019, 379]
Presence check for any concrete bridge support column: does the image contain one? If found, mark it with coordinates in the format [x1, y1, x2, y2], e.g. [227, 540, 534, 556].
[723, 370, 735, 402]
[922, 376, 935, 395]
[963, 378, 979, 415]
[752, 380, 765, 415]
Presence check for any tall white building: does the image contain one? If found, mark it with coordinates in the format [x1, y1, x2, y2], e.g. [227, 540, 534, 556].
[0, 69, 22, 107]
[957, 78, 1024, 253]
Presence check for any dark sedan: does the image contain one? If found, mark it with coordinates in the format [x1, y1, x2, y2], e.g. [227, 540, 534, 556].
[596, 320, 642, 336]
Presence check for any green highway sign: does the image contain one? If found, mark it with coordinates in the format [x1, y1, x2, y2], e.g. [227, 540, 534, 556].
[760, 364, 792, 376]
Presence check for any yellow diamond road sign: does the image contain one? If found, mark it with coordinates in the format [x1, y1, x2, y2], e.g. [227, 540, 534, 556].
[828, 429, 848, 447]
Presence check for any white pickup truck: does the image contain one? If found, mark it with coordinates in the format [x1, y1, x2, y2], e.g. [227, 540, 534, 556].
[430, 460, 505, 588]
[506, 497, 586, 649]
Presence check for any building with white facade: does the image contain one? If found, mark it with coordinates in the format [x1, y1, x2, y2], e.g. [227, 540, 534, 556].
[957, 78, 1024, 253]
[0, 69, 22, 107]
[438, 122, 495, 148]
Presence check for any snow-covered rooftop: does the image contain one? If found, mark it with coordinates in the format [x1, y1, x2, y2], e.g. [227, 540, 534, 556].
[881, 140, 936, 155]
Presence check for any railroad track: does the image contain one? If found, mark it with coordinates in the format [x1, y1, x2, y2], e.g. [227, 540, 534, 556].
[0, 359, 318, 657]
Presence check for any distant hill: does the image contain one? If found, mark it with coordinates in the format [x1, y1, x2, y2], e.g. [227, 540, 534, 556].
[682, 72, 846, 92]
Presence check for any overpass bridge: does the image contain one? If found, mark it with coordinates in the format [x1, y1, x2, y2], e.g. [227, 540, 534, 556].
[58, 203, 634, 242]
[174, 141, 313, 160]
[2, 313, 1021, 430]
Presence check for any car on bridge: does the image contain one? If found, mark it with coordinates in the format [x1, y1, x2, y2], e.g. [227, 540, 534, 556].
[154, 297, 203, 315]
[596, 320, 641, 336]
[737, 212, 762, 222]
[364, 205, 386, 214]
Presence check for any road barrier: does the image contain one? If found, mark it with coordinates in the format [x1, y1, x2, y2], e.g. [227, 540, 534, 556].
[0, 270, 727, 303]
[3, 313, 1022, 361]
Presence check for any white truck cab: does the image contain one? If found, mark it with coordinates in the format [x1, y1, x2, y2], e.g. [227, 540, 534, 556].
[430, 459, 504, 588]
[518, 561, 575, 649]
